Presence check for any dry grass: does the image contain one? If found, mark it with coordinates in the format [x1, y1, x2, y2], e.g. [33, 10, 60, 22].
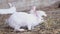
[0, 15, 60, 34]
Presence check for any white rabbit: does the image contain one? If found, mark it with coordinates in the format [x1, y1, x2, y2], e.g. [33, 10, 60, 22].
[0, 3, 16, 14]
[6, 6, 47, 31]
[6, 12, 43, 31]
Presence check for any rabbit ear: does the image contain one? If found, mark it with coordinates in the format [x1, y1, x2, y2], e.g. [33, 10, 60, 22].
[32, 6, 36, 11]
[32, 6, 39, 17]
[8, 2, 16, 7]
[29, 6, 39, 17]
[8, 3, 13, 7]
[29, 6, 36, 14]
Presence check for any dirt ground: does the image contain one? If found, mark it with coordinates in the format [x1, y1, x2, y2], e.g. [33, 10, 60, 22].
[0, 7, 60, 34]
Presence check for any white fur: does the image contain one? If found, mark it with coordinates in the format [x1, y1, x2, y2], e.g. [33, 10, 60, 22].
[6, 12, 43, 31]
[0, 3, 16, 14]
[6, 6, 47, 31]
[36, 11, 47, 17]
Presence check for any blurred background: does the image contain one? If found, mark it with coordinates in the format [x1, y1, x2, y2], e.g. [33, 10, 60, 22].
[0, 0, 60, 34]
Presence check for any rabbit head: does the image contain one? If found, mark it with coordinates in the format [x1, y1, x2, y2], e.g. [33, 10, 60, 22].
[8, 3, 16, 13]
[35, 11, 47, 23]
[29, 6, 47, 23]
